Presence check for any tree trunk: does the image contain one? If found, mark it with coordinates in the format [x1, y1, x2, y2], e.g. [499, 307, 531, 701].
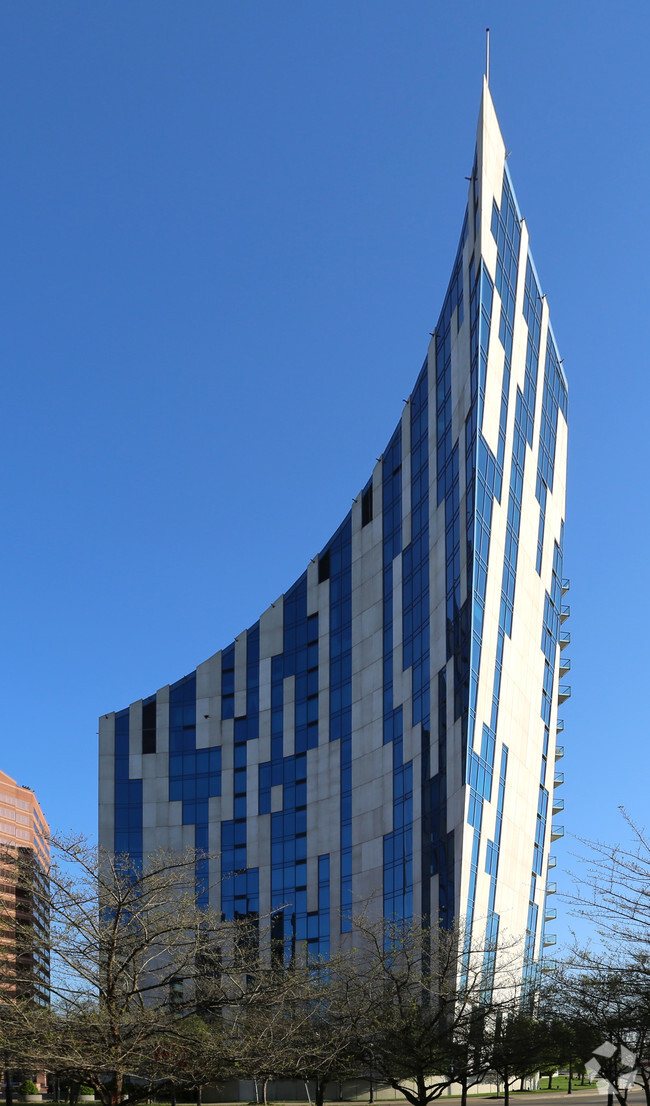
[315, 1077, 328, 1106]
[262, 1078, 268, 1106]
[195, 1086, 202, 1106]
[416, 1073, 428, 1106]
[171, 1087, 176, 1106]
[460, 1078, 468, 1106]
[109, 1071, 122, 1106]
[503, 1071, 509, 1106]
[548, 1074, 553, 1090]
[568, 1060, 573, 1095]
[5, 1069, 13, 1106]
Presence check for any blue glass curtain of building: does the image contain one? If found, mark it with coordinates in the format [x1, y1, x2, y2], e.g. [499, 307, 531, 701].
[257, 576, 329, 959]
[468, 265, 494, 756]
[403, 361, 436, 927]
[169, 672, 221, 908]
[535, 333, 568, 575]
[114, 708, 142, 865]
[426, 669, 454, 927]
[465, 251, 480, 752]
[381, 425, 412, 922]
[433, 218, 469, 735]
[221, 624, 260, 921]
[327, 516, 351, 939]
[422, 216, 467, 929]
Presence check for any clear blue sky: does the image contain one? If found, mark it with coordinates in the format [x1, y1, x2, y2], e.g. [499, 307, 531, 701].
[1, 1, 648, 948]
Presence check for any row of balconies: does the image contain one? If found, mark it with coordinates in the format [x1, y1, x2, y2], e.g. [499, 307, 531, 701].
[545, 581, 570, 957]
[558, 584, 571, 708]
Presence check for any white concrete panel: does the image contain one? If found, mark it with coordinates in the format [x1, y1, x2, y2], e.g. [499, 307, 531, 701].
[155, 686, 170, 755]
[197, 653, 220, 700]
[99, 713, 115, 758]
[260, 602, 284, 661]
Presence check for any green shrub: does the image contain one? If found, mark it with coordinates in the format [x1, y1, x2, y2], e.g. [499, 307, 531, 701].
[19, 1081, 39, 1096]
[79, 1087, 95, 1096]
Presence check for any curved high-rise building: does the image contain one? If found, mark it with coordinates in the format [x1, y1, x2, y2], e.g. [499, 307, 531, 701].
[99, 82, 568, 979]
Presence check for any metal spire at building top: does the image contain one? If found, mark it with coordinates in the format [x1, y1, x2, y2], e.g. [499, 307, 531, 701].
[486, 27, 490, 87]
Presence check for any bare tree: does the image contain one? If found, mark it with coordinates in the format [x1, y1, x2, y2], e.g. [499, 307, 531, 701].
[337, 916, 521, 1106]
[550, 960, 650, 1106]
[1, 834, 234, 1106]
[227, 948, 329, 1105]
[281, 952, 362, 1106]
[569, 809, 650, 955]
[485, 1012, 549, 1106]
[561, 811, 650, 1105]
[537, 975, 602, 1093]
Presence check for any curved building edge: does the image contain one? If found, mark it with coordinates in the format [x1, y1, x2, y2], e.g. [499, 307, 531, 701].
[99, 82, 568, 978]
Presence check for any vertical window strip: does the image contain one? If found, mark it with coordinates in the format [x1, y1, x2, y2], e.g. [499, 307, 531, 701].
[481, 745, 508, 998]
[327, 517, 351, 938]
[169, 673, 214, 908]
[535, 331, 568, 571]
[381, 422, 413, 923]
[465, 173, 525, 969]
[113, 708, 143, 866]
[264, 577, 311, 957]
[522, 534, 565, 990]
[221, 625, 259, 922]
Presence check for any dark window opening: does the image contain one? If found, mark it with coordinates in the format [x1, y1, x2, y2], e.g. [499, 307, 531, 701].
[142, 698, 156, 754]
[222, 647, 235, 719]
[318, 550, 330, 582]
[361, 483, 373, 526]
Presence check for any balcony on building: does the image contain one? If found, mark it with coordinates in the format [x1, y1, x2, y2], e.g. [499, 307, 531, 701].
[554, 772, 564, 788]
[546, 881, 557, 894]
[552, 796, 564, 815]
[555, 745, 564, 760]
[548, 855, 557, 869]
[559, 656, 571, 677]
[543, 932, 557, 947]
[551, 825, 565, 841]
[558, 684, 572, 704]
[542, 958, 558, 972]
[561, 578, 570, 595]
[559, 630, 571, 650]
[545, 906, 557, 922]
[556, 718, 565, 733]
[560, 604, 570, 623]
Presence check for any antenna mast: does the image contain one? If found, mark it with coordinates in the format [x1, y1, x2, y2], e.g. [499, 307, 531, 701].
[486, 27, 490, 86]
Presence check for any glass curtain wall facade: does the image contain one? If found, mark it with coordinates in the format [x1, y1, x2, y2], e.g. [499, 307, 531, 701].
[99, 82, 568, 977]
